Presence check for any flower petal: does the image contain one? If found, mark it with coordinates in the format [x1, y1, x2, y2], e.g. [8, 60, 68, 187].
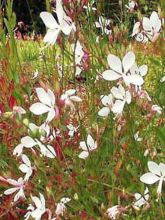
[19, 164, 29, 173]
[4, 188, 18, 195]
[32, 196, 42, 208]
[98, 107, 110, 117]
[80, 141, 87, 151]
[107, 54, 122, 74]
[40, 12, 58, 29]
[111, 100, 125, 114]
[21, 136, 37, 148]
[124, 74, 144, 86]
[79, 151, 89, 159]
[143, 17, 152, 31]
[102, 70, 121, 81]
[56, 0, 64, 24]
[87, 134, 95, 149]
[36, 88, 52, 107]
[140, 172, 160, 184]
[159, 163, 165, 177]
[150, 11, 161, 32]
[30, 103, 50, 115]
[46, 109, 55, 122]
[22, 154, 31, 167]
[122, 51, 135, 73]
[148, 161, 161, 176]
[43, 28, 60, 45]
[139, 65, 148, 76]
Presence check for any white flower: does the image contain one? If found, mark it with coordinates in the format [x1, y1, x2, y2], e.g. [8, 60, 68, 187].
[106, 205, 121, 220]
[24, 193, 46, 220]
[79, 134, 97, 159]
[30, 87, 56, 123]
[40, 0, 74, 45]
[132, 11, 163, 43]
[102, 52, 144, 86]
[83, 0, 96, 12]
[95, 16, 112, 35]
[71, 41, 84, 76]
[134, 131, 142, 142]
[13, 136, 37, 156]
[36, 140, 56, 159]
[151, 105, 162, 115]
[19, 154, 33, 181]
[67, 124, 79, 137]
[110, 84, 132, 116]
[4, 177, 25, 202]
[129, 63, 148, 88]
[133, 187, 149, 208]
[140, 161, 165, 195]
[160, 75, 165, 82]
[55, 197, 71, 216]
[98, 94, 113, 117]
[29, 122, 57, 142]
[13, 135, 56, 159]
[61, 89, 82, 111]
[125, 1, 138, 12]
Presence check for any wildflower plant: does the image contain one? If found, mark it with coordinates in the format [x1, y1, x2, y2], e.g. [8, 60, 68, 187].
[0, 0, 164, 219]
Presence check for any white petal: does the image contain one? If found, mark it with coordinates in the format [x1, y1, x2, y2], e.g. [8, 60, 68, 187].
[13, 144, 24, 156]
[39, 193, 46, 208]
[160, 76, 165, 82]
[36, 88, 52, 107]
[102, 70, 121, 81]
[143, 17, 152, 31]
[46, 145, 56, 158]
[40, 12, 58, 29]
[46, 109, 56, 122]
[70, 96, 82, 102]
[111, 87, 124, 100]
[56, 0, 64, 24]
[126, 91, 132, 104]
[148, 161, 161, 176]
[80, 141, 87, 151]
[43, 29, 60, 45]
[4, 188, 18, 195]
[122, 51, 135, 73]
[19, 164, 29, 173]
[150, 11, 161, 32]
[124, 74, 144, 86]
[107, 54, 122, 74]
[32, 196, 42, 208]
[134, 193, 141, 201]
[78, 151, 89, 159]
[22, 154, 31, 166]
[159, 163, 165, 176]
[101, 95, 113, 106]
[30, 103, 50, 115]
[140, 173, 160, 184]
[61, 21, 72, 35]
[87, 134, 95, 149]
[31, 209, 42, 218]
[111, 100, 125, 114]
[139, 65, 148, 76]
[47, 89, 56, 106]
[14, 188, 25, 202]
[98, 107, 110, 117]
[65, 89, 76, 96]
[132, 22, 140, 36]
[21, 136, 37, 148]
